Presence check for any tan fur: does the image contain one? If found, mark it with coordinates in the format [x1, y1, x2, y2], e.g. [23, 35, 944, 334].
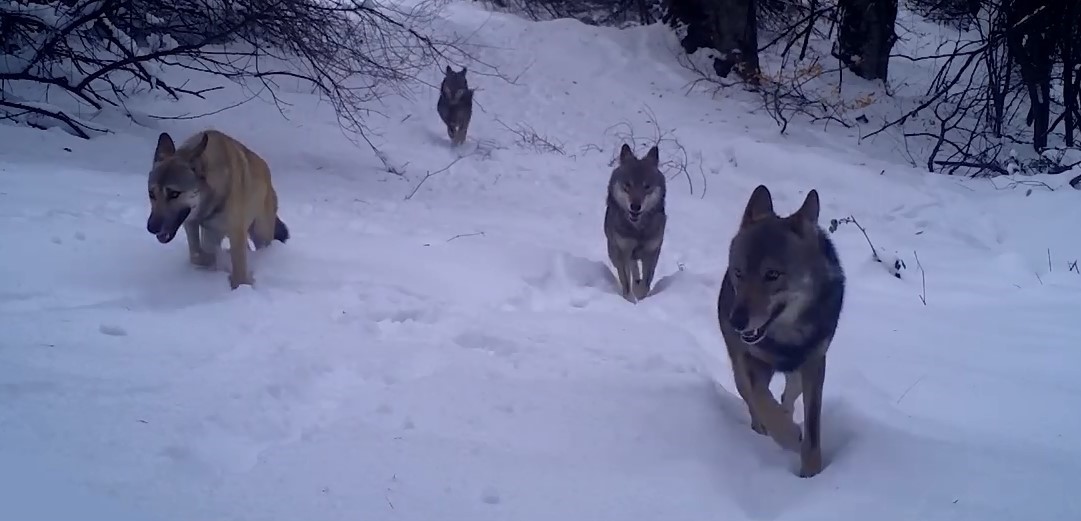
[149, 129, 284, 289]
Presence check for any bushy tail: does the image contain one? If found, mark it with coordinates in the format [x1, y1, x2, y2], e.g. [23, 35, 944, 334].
[274, 217, 290, 243]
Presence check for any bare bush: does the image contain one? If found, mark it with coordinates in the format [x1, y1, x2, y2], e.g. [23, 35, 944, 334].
[1, 0, 462, 171]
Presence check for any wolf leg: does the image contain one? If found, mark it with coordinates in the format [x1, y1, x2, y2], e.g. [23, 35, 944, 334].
[634, 245, 661, 300]
[198, 226, 224, 270]
[185, 222, 215, 268]
[780, 371, 803, 418]
[227, 223, 253, 289]
[746, 356, 802, 451]
[798, 354, 826, 478]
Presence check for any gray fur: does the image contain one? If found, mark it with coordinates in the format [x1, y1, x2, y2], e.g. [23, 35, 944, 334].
[437, 66, 474, 146]
[716, 184, 846, 478]
[604, 143, 667, 303]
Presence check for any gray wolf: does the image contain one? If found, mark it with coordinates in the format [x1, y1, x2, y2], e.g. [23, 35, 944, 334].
[437, 65, 474, 146]
[604, 143, 667, 302]
[145, 129, 289, 289]
[716, 185, 846, 478]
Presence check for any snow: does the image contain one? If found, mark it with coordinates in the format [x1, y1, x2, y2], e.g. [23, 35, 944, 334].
[2, 1, 1081, 520]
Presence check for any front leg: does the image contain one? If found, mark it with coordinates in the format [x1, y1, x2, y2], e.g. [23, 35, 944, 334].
[780, 371, 803, 418]
[226, 223, 253, 289]
[634, 245, 661, 300]
[798, 354, 827, 478]
[746, 356, 802, 452]
[183, 222, 210, 267]
[198, 226, 225, 271]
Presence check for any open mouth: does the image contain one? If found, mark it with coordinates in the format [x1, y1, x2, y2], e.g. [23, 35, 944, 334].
[737, 304, 786, 345]
[627, 211, 641, 223]
[740, 328, 767, 345]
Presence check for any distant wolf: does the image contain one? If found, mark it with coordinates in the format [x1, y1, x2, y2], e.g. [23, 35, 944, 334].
[716, 185, 846, 478]
[437, 65, 474, 146]
[145, 129, 290, 290]
[604, 143, 667, 303]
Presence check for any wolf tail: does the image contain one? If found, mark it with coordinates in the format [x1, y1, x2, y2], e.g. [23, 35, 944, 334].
[274, 217, 290, 243]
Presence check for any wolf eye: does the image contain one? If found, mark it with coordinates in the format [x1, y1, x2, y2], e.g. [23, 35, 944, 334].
[166, 189, 181, 200]
[148, 190, 156, 200]
[764, 269, 782, 282]
[643, 184, 652, 190]
[732, 268, 744, 279]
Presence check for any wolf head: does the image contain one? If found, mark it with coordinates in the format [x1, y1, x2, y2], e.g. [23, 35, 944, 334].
[608, 144, 666, 224]
[441, 65, 470, 102]
[146, 132, 208, 244]
[726, 185, 825, 344]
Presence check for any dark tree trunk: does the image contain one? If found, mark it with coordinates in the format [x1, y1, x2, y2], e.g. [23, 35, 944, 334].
[663, 0, 760, 83]
[835, 0, 898, 81]
[707, 0, 760, 82]
[1007, 1, 1055, 152]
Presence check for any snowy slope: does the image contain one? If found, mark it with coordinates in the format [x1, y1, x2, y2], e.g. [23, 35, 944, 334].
[2, 2, 1081, 520]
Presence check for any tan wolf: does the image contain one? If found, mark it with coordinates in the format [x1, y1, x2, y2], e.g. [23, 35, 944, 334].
[716, 185, 846, 478]
[145, 129, 289, 289]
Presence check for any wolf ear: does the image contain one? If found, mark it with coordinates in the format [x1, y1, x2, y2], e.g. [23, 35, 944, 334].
[619, 143, 636, 164]
[459, 66, 467, 75]
[154, 132, 176, 163]
[741, 185, 775, 226]
[445, 65, 453, 75]
[789, 189, 820, 228]
[189, 133, 210, 158]
[643, 145, 659, 167]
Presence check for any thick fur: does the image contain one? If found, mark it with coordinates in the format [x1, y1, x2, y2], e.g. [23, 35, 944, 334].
[604, 143, 667, 303]
[716, 185, 845, 478]
[146, 129, 289, 289]
[437, 66, 474, 146]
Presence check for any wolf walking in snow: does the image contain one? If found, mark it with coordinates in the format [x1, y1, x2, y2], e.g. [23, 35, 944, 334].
[145, 129, 290, 290]
[604, 143, 667, 303]
[437, 65, 474, 146]
[716, 185, 846, 478]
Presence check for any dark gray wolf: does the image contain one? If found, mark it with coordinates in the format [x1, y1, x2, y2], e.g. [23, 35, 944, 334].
[604, 143, 667, 303]
[146, 129, 289, 289]
[437, 65, 474, 146]
[716, 185, 845, 478]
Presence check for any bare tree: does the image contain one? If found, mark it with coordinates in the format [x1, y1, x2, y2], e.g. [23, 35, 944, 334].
[834, 0, 898, 81]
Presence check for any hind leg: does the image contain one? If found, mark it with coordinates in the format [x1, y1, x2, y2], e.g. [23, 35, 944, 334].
[249, 214, 276, 250]
[780, 371, 802, 418]
[452, 117, 470, 146]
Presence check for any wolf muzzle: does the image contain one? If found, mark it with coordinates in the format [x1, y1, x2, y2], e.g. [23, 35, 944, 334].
[729, 303, 787, 345]
[146, 207, 191, 244]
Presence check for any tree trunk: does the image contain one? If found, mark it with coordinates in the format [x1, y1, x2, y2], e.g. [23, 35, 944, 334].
[835, 0, 898, 81]
[707, 0, 760, 83]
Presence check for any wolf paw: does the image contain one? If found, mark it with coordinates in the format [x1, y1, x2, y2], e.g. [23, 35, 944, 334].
[751, 420, 768, 436]
[190, 252, 216, 269]
[632, 280, 651, 300]
[798, 456, 823, 478]
[229, 273, 253, 290]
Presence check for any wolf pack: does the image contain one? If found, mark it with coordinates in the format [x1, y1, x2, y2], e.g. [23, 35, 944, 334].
[144, 65, 846, 478]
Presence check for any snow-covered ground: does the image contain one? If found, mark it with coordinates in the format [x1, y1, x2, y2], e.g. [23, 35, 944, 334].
[2, 2, 1081, 520]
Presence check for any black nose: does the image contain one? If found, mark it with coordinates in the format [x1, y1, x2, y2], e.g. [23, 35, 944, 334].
[147, 214, 162, 234]
[729, 306, 749, 331]
[630, 203, 641, 213]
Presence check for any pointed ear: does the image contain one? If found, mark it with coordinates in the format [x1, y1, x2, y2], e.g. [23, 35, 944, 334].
[643, 145, 659, 167]
[790, 189, 820, 227]
[619, 143, 636, 164]
[741, 185, 775, 227]
[154, 132, 176, 163]
[189, 133, 209, 158]
[445, 65, 453, 75]
[459, 66, 467, 75]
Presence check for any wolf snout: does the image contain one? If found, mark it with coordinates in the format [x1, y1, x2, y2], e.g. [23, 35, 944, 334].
[630, 202, 642, 212]
[146, 214, 163, 235]
[729, 305, 750, 331]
